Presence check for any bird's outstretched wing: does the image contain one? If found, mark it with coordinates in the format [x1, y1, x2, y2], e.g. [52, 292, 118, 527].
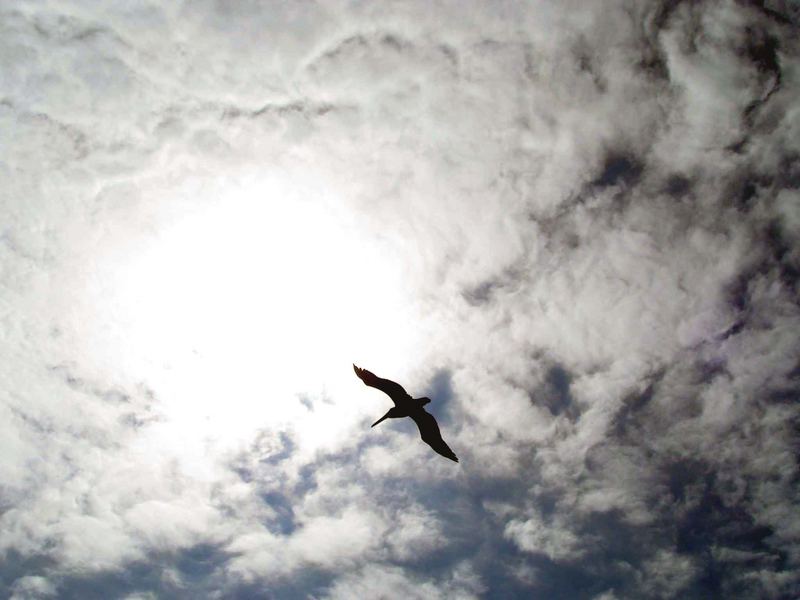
[353, 364, 410, 405]
[409, 408, 458, 462]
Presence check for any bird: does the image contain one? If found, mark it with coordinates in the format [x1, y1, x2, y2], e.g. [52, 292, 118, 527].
[353, 364, 458, 462]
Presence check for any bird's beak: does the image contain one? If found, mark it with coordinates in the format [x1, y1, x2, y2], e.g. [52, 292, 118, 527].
[371, 411, 391, 428]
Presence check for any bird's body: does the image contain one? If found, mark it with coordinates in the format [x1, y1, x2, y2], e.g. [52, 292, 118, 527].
[353, 364, 458, 462]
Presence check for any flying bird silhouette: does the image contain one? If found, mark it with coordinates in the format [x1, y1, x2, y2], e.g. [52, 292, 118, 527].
[353, 364, 458, 462]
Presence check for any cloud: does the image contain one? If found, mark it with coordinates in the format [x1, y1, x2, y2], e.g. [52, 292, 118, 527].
[1, 0, 799, 598]
[324, 563, 484, 600]
[9, 575, 57, 600]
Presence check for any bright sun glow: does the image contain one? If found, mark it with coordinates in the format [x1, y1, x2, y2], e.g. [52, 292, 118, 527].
[90, 171, 419, 463]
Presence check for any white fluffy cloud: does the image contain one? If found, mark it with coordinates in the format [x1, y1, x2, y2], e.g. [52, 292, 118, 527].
[2, 0, 799, 597]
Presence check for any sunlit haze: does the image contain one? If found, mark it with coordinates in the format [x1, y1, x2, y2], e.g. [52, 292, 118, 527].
[86, 169, 420, 457]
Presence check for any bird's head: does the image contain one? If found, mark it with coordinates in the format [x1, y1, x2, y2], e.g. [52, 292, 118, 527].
[420, 397, 432, 405]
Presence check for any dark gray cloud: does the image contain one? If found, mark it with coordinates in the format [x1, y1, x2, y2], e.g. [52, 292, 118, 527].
[1, 0, 799, 598]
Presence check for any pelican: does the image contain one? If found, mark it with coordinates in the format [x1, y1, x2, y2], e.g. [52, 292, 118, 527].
[353, 364, 458, 462]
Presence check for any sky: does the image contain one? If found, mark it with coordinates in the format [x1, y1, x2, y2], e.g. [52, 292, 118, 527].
[1, 0, 799, 598]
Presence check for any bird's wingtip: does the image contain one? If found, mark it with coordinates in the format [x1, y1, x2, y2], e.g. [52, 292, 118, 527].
[442, 451, 459, 463]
